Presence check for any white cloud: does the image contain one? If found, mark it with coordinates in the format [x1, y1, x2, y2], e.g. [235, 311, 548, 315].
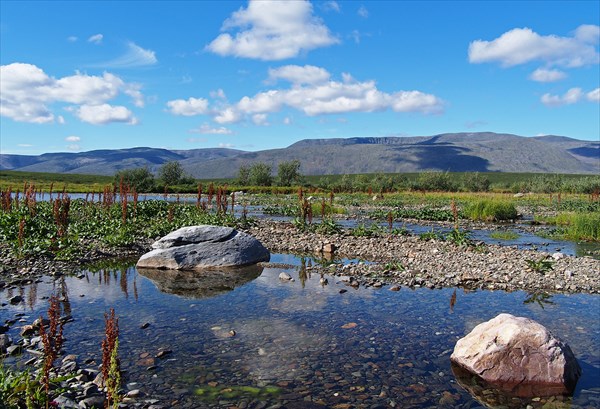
[322, 1, 340, 13]
[65, 135, 80, 142]
[218, 143, 235, 148]
[0, 63, 142, 124]
[541, 88, 583, 106]
[283, 116, 292, 125]
[267, 65, 330, 85]
[96, 41, 157, 68]
[214, 107, 242, 124]
[166, 97, 209, 116]
[169, 66, 443, 126]
[252, 113, 269, 126]
[529, 68, 567, 82]
[206, 0, 339, 60]
[74, 104, 137, 125]
[57, 115, 66, 124]
[469, 25, 600, 68]
[575, 24, 600, 44]
[190, 123, 234, 135]
[231, 67, 444, 117]
[88, 34, 103, 44]
[587, 88, 600, 102]
[67, 36, 78, 43]
[357, 5, 369, 18]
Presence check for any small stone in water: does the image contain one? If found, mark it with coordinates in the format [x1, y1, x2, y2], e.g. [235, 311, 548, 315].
[141, 322, 150, 329]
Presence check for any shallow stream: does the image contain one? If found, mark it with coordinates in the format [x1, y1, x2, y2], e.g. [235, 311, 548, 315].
[1, 254, 599, 408]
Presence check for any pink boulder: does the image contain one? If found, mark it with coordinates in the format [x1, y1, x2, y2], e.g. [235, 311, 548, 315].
[450, 313, 581, 397]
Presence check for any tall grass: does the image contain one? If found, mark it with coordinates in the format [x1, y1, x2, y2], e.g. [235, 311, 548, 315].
[464, 200, 518, 222]
[539, 212, 600, 241]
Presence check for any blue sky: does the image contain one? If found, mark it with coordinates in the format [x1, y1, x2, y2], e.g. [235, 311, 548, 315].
[1, 0, 599, 155]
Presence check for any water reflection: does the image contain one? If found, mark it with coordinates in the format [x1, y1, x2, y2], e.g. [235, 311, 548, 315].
[524, 291, 555, 309]
[451, 363, 575, 408]
[1, 255, 598, 408]
[137, 265, 263, 298]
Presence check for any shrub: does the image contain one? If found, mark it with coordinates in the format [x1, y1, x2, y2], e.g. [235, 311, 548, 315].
[464, 200, 517, 221]
[113, 167, 155, 192]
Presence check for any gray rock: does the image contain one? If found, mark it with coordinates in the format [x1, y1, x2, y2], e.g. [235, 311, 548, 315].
[451, 313, 581, 397]
[0, 334, 11, 353]
[78, 395, 105, 409]
[54, 395, 79, 409]
[137, 225, 269, 270]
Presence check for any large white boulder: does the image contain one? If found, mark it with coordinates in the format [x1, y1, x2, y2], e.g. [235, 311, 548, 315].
[451, 313, 581, 397]
[136, 225, 270, 270]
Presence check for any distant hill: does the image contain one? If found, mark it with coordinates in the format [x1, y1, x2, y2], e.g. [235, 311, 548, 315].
[1, 132, 598, 178]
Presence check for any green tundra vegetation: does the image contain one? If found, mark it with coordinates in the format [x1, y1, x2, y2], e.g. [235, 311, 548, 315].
[1, 164, 599, 245]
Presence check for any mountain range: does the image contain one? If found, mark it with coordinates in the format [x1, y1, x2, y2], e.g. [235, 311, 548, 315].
[1, 132, 598, 178]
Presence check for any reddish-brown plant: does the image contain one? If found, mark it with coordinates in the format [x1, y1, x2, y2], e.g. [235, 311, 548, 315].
[39, 295, 65, 400]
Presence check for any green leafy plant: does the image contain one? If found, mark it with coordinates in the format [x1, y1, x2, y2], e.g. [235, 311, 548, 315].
[383, 260, 405, 272]
[525, 258, 554, 274]
[419, 229, 443, 241]
[445, 229, 473, 246]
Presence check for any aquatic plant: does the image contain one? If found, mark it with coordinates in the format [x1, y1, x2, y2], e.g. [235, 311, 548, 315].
[419, 229, 443, 241]
[489, 231, 520, 240]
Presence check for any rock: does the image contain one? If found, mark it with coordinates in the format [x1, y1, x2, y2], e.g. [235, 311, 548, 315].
[552, 252, 565, 260]
[323, 243, 337, 253]
[0, 334, 11, 353]
[137, 225, 270, 270]
[9, 295, 23, 304]
[450, 313, 581, 397]
[279, 272, 294, 281]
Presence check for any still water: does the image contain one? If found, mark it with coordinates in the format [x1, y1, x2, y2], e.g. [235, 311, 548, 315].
[2, 254, 599, 408]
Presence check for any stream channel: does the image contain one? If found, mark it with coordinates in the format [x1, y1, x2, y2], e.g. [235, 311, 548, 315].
[1, 253, 599, 409]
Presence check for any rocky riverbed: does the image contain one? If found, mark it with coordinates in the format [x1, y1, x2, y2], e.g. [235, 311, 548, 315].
[247, 220, 600, 295]
[1, 219, 599, 295]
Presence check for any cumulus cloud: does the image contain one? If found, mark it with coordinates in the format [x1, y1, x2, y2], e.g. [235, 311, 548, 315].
[469, 25, 600, 68]
[206, 0, 339, 60]
[214, 107, 242, 124]
[166, 97, 209, 116]
[96, 41, 157, 68]
[190, 123, 234, 135]
[541, 88, 583, 106]
[65, 135, 80, 142]
[0, 63, 142, 124]
[587, 87, 600, 102]
[529, 68, 567, 82]
[88, 34, 103, 44]
[73, 104, 137, 125]
[207, 66, 443, 123]
[267, 65, 330, 85]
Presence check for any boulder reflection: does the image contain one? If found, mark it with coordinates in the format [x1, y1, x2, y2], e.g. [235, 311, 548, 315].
[137, 265, 263, 298]
[451, 363, 574, 409]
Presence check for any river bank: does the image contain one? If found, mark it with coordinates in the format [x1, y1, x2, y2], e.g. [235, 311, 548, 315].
[1, 219, 599, 295]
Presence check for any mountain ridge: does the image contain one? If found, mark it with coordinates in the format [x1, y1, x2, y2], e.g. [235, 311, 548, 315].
[1, 132, 598, 177]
